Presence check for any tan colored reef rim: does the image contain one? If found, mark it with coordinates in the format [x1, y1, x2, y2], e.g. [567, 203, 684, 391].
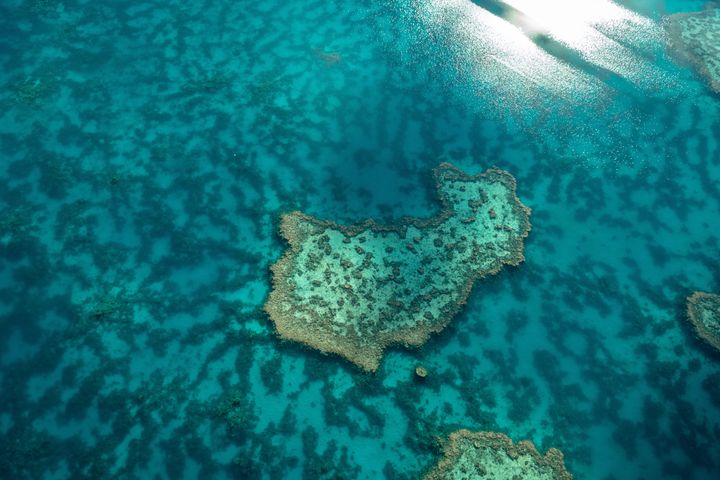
[264, 163, 532, 372]
[423, 430, 573, 480]
[687, 291, 720, 353]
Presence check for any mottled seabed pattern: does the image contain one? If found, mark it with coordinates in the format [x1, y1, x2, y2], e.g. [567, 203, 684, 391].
[0, 0, 719, 479]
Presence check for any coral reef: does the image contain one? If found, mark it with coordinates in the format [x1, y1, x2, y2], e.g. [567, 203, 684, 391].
[266, 163, 531, 372]
[13, 76, 54, 105]
[665, 8, 720, 93]
[687, 292, 720, 353]
[216, 388, 258, 434]
[423, 430, 573, 480]
[182, 70, 231, 94]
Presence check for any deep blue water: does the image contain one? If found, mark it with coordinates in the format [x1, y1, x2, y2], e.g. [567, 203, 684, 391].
[0, 0, 719, 479]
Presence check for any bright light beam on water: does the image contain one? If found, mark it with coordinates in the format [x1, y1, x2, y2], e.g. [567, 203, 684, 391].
[501, 0, 667, 88]
[502, 0, 653, 44]
[418, 0, 671, 101]
[415, 0, 682, 169]
[416, 0, 602, 104]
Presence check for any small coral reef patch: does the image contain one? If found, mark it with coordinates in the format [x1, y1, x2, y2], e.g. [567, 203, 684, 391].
[423, 430, 572, 480]
[265, 163, 531, 372]
[664, 8, 720, 93]
[687, 292, 720, 353]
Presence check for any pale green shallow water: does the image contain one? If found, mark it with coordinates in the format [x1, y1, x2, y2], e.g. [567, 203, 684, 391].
[0, 0, 719, 479]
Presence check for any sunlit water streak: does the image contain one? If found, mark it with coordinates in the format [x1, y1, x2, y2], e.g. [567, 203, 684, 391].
[413, 0, 689, 169]
[502, 0, 669, 89]
[417, 0, 672, 101]
[414, 0, 603, 105]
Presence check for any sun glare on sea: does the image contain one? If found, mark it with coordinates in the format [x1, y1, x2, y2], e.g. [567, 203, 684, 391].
[501, 0, 652, 48]
[416, 0, 666, 101]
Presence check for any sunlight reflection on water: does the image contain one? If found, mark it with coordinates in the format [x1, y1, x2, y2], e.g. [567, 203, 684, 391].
[416, 0, 670, 101]
[503, 0, 667, 87]
[415, 0, 600, 111]
[413, 0, 686, 169]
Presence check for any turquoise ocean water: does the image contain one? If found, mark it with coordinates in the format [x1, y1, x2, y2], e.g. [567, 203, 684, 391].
[1, 0, 719, 478]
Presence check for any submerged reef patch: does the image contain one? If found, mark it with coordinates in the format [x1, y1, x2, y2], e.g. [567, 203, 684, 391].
[687, 292, 720, 353]
[423, 430, 572, 480]
[265, 163, 531, 371]
[665, 8, 720, 93]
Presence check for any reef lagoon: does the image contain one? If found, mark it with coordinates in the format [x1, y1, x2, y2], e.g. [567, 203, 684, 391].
[1, 0, 719, 479]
